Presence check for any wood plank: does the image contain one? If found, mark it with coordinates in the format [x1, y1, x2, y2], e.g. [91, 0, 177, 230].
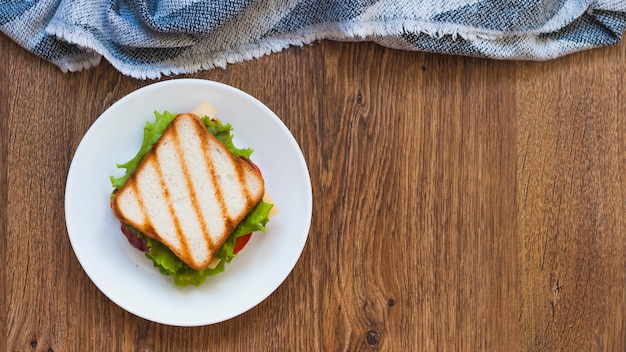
[516, 45, 626, 350]
[0, 32, 11, 352]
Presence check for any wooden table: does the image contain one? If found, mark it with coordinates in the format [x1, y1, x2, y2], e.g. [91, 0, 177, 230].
[2, 31, 624, 351]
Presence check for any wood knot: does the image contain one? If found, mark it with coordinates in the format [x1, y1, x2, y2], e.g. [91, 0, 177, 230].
[30, 339, 37, 348]
[387, 298, 395, 307]
[356, 91, 363, 105]
[366, 330, 381, 346]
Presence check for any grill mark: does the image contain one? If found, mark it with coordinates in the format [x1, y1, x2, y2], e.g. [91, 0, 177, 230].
[200, 129, 229, 247]
[132, 159, 160, 239]
[153, 141, 191, 260]
[173, 121, 212, 261]
[129, 180, 148, 229]
[235, 157, 252, 210]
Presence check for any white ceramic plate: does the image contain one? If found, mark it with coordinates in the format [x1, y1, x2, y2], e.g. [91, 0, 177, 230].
[65, 79, 312, 326]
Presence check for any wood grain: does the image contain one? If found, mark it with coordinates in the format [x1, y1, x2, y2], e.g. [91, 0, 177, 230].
[1, 29, 10, 352]
[516, 48, 626, 350]
[1, 30, 625, 351]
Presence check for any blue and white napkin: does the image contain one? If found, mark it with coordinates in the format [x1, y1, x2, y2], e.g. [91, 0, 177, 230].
[2, 0, 625, 79]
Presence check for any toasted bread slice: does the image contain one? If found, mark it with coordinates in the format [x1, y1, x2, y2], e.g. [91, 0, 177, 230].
[111, 113, 265, 270]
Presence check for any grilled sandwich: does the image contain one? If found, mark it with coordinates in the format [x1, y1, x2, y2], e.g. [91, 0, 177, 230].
[111, 113, 265, 270]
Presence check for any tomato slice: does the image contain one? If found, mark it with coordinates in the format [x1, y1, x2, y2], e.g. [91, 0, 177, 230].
[233, 233, 252, 254]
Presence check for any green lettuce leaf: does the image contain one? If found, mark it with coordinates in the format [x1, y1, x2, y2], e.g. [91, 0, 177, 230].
[111, 110, 272, 287]
[145, 234, 226, 286]
[110, 111, 178, 189]
[231, 201, 273, 238]
[201, 116, 253, 159]
[222, 200, 273, 261]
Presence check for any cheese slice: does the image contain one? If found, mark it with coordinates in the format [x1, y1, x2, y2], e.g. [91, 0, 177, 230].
[192, 101, 217, 119]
